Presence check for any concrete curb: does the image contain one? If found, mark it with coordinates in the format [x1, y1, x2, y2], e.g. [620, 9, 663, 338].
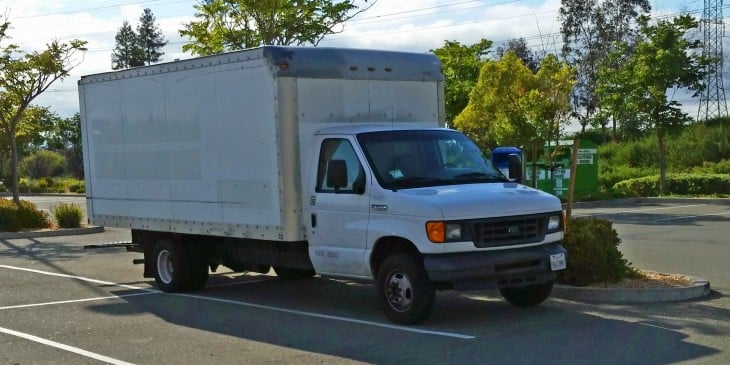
[552, 275, 711, 303]
[567, 197, 730, 209]
[0, 226, 105, 239]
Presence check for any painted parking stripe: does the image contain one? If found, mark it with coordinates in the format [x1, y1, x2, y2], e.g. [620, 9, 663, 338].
[0, 265, 155, 292]
[177, 293, 476, 340]
[0, 326, 135, 365]
[1, 265, 475, 340]
[0, 292, 159, 310]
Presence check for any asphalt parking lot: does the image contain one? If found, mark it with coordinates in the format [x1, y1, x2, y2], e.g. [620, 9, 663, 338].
[1, 197, 729, 364]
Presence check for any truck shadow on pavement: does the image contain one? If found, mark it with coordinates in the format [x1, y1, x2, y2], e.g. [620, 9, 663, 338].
[0, 238, 125, 262]
[85, 273, 721, 365]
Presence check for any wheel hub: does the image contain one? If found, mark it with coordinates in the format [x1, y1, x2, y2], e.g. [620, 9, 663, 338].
[386, 272, 413, 312]
[157, 250, 174, 284]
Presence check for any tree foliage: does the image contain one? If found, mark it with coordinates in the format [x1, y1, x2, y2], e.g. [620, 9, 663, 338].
[111, 20, 145, 70]
[495, 38, 541, 73]
[431, 39, 492, 124]
[596, 15, 708, 195]
[0, 18, 87, 203]
[454, 52, 574, 186]
[137, 8, 167, 65]
[179, 0, 375, 56]
[559, 0, 651, 134]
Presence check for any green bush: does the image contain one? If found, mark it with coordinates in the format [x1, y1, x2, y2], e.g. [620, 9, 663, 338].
[559, 217, 638, 286]
[614, 173, 730, 196]
[668, 123, 730, 169]
[0, 199, 51, 232]
[52, 203, 83, 228]
[21, 150, 66, 179]
[66, 180, 85, 194]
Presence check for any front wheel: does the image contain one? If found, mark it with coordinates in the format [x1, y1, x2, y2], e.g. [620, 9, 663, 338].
[500, 281, 554, 307]
[376, 254, 435, 325]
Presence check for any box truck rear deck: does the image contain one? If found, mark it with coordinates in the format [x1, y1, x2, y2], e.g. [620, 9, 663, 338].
[78, 46, 566, 324]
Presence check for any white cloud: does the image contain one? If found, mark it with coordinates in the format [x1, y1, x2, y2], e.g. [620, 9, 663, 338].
[1, 0, 703, 118]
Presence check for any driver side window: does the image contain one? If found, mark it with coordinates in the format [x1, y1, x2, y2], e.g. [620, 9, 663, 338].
[316, 138, 365, 194]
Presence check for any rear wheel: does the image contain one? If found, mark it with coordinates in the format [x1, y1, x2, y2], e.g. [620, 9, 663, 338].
[375, 254, 435, 325]
[273, 266, 316, 280]
[153, 240, 191, 292]
[500, 281, 554, 307]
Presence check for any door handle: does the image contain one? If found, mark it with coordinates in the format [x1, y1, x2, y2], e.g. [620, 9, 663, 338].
[311, 214, 317, 228]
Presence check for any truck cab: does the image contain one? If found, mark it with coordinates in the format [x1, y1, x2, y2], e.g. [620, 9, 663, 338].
[306, 125, 566, 324]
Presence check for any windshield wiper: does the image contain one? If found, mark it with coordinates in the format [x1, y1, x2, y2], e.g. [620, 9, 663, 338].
[453, 172, 507, 183]
[390, 176, 448, 191]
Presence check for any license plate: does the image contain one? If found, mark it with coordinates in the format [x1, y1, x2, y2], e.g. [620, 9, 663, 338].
[550, 253, 566, 271]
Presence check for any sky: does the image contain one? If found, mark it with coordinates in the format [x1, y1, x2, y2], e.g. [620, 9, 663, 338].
[0, 0, 706, 119]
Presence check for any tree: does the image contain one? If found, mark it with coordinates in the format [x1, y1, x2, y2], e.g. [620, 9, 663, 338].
[0, 21, 87, 203]
[454, 52, 574, 187]
[137, 8, 167, 65]
[495, 38, 541, 73]
[111, 20, 145, 70]
[453, 52, 533, 152]
[596, 15, 708, 195]
[179, 0, 375, 56]
[431, 39, 492, 124]
[38, 112, 83, 178]
[559, 0, 651, 136]
[0, 106, 56, 183]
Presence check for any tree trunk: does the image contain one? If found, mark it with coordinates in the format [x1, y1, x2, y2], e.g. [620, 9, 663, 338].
[658, 130, 666, 196]
[531, 141, 538, 188]
[9, 131, 20, 204]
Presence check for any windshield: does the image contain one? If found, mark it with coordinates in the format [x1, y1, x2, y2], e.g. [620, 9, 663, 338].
[356, 129, 507, 190]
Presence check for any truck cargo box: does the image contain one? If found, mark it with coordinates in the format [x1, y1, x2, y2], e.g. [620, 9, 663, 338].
[79, 46, 444, 242]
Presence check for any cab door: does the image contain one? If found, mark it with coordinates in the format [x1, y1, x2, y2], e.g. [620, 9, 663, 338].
[307, 137, 371, 277]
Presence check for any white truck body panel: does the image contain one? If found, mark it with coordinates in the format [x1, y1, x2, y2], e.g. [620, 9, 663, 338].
[79, 47, 444, 242]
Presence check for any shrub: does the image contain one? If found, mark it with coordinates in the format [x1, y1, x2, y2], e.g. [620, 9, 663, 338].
[614, 173, 730, 197]
[67, 180, 85, 194]
[559, 217, 638, 286]
[16, 200, 51, 230]
[52, 203, 83, 228]
[20, 150, 66, 179]
[0, 199, 51, 232]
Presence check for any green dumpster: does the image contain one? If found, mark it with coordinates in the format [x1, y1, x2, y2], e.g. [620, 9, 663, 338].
[526, 140, 598, 197]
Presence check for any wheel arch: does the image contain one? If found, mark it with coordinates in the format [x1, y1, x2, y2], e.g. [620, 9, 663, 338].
[369, 236, 420, 277]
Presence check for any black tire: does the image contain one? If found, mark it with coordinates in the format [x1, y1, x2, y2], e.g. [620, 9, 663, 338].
[188, 245, 210, 291]
[273, 266, 316, 280]
[375, 254, 435, 325]
[500, 281, 554, 307]
[153, 239, 191, 292]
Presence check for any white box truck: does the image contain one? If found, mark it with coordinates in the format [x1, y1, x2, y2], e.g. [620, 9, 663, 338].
[78, 46, 566, 324]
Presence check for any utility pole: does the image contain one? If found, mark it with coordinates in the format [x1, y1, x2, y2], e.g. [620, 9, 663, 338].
[698, 0, 728, 121]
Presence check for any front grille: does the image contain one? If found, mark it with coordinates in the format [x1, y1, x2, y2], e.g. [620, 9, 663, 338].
[471, 214, 547, 248]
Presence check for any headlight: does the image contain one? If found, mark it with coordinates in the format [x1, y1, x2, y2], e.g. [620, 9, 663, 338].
[445, 223, 462, 240]
[547, 214, 562, 233]
[426, 221, 464, 243]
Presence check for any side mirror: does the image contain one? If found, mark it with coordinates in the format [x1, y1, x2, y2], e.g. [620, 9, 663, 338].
[327, 159, 348, 191]
[507, 153, 522, 183]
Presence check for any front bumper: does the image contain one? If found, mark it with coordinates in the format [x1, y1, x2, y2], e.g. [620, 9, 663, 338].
[423, 242, 566, 290]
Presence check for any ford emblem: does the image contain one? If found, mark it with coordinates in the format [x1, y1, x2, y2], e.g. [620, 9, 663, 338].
[507, 226, 520, 234]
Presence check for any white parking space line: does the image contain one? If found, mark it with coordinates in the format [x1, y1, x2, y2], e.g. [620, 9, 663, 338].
[0, 326, 135, 365]
[0, 265, 155, 292]
[1, 264, 476, 340]
[177, 293, 476, 340]
[0, 292, 159, 310]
